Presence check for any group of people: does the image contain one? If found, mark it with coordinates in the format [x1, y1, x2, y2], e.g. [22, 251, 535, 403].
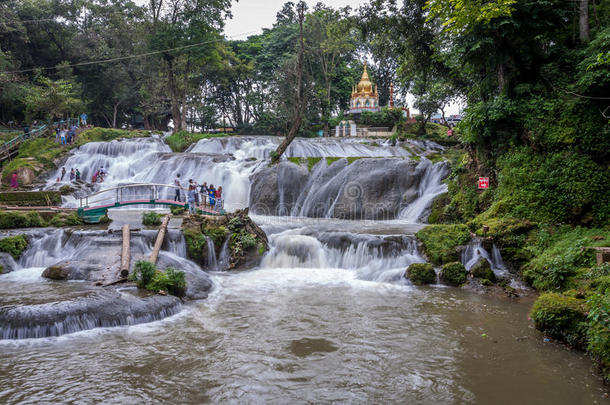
[173, 174, 223, 214]
[56, 167, 82, 182]
[56, 167, 105, 183]
[55, 124, 78, 145]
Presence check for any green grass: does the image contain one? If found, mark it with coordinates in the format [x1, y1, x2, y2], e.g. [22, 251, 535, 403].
[165, 131, 229, 152]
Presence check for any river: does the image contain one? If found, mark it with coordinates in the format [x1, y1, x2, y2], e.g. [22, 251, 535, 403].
[1, 135, 608, 403]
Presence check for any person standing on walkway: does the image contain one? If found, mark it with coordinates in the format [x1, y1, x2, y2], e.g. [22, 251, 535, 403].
[80, 113, 87, 126]
[174, 174, 182, 201]
[61, 167, 66, 181]
[199, 182, 208, 207]
[10, 173, 18, 189]
[187, 185, 197, 215]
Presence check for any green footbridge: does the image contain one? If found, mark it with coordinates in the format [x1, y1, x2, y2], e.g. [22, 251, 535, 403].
[76, 183, 225, 223]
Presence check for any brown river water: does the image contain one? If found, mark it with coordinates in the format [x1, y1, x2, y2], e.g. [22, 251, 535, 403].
[1, 264, 608, 404]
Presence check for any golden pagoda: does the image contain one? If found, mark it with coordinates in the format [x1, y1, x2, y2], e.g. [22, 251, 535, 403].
[349, 63, 380, 114]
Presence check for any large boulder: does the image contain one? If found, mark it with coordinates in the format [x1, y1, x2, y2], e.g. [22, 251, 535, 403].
[470, 258, 496, 283]
[249, 158, 449, 220]
[440, 261, 468, 286]
[406, 263, 436, 285]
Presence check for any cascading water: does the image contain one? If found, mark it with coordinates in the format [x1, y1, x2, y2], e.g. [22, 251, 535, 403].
[0, 228, 211, 339]
[461, 239, 526, 288]
[47, 135, 447, 220]
[261, 227, 426, 283]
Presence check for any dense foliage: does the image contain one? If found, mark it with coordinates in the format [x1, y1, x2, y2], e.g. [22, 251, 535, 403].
[130, 260, 186, 297]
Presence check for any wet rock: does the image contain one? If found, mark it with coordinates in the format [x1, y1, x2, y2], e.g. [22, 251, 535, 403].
[406, 263, 436, 285]
[470, 258, 496, 283]
[0, 252, 18, 274]
[249, 158, 449, 220]
[440, 261, 468, 286]
[182, 208, 268, 271]
[0, 289, 182, 339]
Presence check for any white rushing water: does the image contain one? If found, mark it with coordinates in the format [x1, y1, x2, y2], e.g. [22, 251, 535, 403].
[46, 135, 447, 219]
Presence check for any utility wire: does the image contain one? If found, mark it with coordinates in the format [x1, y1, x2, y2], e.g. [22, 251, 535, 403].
[0, 30, 258, 74]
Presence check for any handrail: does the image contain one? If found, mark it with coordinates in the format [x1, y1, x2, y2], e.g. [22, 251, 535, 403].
[0, 116, 81, 156]
[83, 183, 183, 199]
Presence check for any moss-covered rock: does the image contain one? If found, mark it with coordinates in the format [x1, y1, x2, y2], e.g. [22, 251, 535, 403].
[416, 224, 471, 265]
[406, 263, 436, 285]
[0, 234, 28, 259]
[0, 210, 45, 229]
[530, 293, 588, 349]
[440, 262, 468, 286]
[42, 264, 71, 280]
[0, 191, 61, 207]
[470, 258, 496, 283]
[182, 208, 268, 270]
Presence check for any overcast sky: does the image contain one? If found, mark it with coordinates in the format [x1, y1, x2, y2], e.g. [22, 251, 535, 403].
[224, 0, 369, 39]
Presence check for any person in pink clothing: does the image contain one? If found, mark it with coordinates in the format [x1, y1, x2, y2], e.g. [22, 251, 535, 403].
[10, 173, 18, 189]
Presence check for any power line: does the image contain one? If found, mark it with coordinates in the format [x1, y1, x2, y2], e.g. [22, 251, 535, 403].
[0, 30, 258, 74]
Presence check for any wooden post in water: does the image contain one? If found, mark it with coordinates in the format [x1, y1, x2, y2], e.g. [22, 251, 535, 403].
[120, 224, 130, 278]
[150, 215, 170, 265]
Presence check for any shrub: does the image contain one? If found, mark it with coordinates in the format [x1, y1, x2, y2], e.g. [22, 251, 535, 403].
[146, 267, 187, 297]
[406, 263, 436, 285]
[142, 211, 162, 226]
[587, 291, 610, 380]
[170, 206, 186, 215]
[440, 262, 468, 286]
[230, 232, 258, 255]
[496, 148, 609, 225]
[59, 185, 74, 195]
[63, 212, 83, 226]
[202, 224, 227, 247]
[131, 260, 157, 288]
[0, 210, 45, 229]
[184, 228, 206, 263]
[416, 224, 471, 265]
[530, 293, 588, 349]
[470, 259, 496, 283]
[0, 234, 28, 259]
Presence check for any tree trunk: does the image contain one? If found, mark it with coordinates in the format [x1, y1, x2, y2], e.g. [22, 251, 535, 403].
[579, 0, 590, 43]
[167, 59, 183, 133]
[274, 2, 306, 162]
[112, 102, 120, 128]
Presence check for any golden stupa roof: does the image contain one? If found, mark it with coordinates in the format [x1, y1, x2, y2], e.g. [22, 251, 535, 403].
[352, 63, 378, 98]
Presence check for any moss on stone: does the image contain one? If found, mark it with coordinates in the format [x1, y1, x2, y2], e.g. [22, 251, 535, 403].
[0, 210, 45, 229]
[0, 234, 28, 259]
[440, 261, 468, 286]
[427, 193, 451, 224]
[0, 191, 61, 207]
[416, 224, 471, 265]
[406, 263, 436, 285]
[470, 258, 496, 283]
[530, 293, 588, 349]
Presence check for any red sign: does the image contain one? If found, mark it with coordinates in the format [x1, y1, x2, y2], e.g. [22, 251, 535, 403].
[447, 129, 453, 137]
[478, 177, 489, 189]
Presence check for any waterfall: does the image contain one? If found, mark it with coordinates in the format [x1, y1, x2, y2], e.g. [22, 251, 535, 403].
[261, 228, 425, 283]
[46, 134, 448, 222]
[206, 237, 218, 271]
[398, 159, 449, 222]
[217, 237, 230, 271]
[461, 240, 527, 288]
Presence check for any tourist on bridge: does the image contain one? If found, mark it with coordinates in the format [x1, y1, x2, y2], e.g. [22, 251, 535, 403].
[199, 182, 208, 207]
[174, 174, 182, 202]
[187, 185, 197, 215]
[61, 167, 66, 181]
[10, 173, 18, 189]
[70, 168, 75, 181]
[208, 184, 216, 208]
[215, 186, 223, 212]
